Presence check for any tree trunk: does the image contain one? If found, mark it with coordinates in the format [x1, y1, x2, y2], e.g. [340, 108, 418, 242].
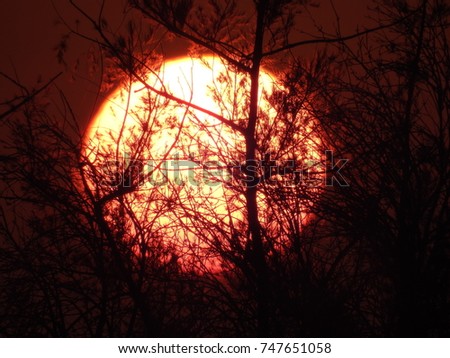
[245, 0, 270, 337]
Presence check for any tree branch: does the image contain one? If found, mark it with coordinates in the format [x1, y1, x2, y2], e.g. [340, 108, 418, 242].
[0, 72, 63, 121]
[261, 12, 417, 57]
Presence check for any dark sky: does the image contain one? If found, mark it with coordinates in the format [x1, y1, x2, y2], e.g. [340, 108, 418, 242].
[0, 0, 372, 130]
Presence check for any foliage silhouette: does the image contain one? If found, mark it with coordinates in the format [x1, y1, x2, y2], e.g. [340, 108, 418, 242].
[0, 0, 448, 337]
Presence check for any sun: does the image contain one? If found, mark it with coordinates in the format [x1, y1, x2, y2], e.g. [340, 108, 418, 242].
[83, 55, 320, 270]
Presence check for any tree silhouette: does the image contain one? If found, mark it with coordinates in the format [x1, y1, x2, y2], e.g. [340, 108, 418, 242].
[0, 0, 448, 337]
[306, 0, 450, 336]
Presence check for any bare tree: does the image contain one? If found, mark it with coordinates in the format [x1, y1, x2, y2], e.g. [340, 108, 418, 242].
[2, 0, 447, 338]
[306, 0, 450, 336]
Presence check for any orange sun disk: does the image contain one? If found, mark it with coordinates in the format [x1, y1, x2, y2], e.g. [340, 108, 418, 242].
[83, 55, 320, 270]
